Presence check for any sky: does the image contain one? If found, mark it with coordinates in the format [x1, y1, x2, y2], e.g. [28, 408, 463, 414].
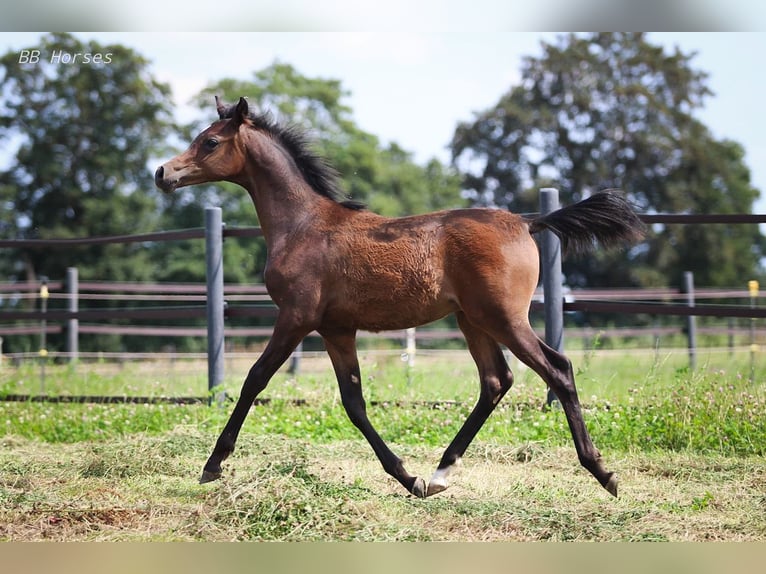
[1, 32, 765, 214]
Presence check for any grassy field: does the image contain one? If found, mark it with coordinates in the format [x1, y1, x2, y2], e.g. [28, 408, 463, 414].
[1, 346, 765, 541]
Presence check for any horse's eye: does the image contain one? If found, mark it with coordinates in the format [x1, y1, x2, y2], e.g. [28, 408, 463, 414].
[204, 138, 219, 150]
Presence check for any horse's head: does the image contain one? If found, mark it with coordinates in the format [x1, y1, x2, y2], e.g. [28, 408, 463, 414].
[155, 97, 252, 193]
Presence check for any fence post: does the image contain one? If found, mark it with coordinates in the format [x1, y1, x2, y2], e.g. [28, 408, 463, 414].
[66, 267, 79, 363]
[205, 207, 225, 404]
[683, 271, 697, 371]
[749, 279, 759, 381]
[405, 327, 416, 368]
[288, 340, 303, 375]
[39, 277, 49, 393]
[540, 188, 564, 406]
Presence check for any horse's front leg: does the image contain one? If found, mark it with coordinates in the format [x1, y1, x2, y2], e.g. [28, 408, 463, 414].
[322, 330, 427, 498]
[200, 314, 309, 483]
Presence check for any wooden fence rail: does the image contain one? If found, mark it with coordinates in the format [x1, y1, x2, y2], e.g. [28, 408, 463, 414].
[2, 192, 765, 396]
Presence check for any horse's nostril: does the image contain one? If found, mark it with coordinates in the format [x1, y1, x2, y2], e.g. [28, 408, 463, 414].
[154, 166, 164, 181]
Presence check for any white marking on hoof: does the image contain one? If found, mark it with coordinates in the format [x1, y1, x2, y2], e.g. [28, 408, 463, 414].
[426, 459, 461, 497]
[411, 477, 427, 498]
[604, 473, 618, 498]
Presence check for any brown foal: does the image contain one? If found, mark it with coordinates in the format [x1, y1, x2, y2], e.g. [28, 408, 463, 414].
[155, 97, 644, 498]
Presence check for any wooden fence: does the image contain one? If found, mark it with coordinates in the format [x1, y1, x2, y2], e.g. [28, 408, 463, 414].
[2, 191, 766, 398]
[1, 278, 763, 343]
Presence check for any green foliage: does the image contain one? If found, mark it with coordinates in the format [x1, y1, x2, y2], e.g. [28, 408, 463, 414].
[450, 32, 765, 288]
[0, 33, 178, 284]
[588, 372, 766, 455]
[0, 34, 183, 354]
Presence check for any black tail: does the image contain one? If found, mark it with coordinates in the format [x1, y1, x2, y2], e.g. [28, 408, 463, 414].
[528, 190, 645, 254]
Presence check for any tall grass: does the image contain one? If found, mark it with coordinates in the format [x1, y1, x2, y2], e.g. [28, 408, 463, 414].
[1, 348, 763, 456]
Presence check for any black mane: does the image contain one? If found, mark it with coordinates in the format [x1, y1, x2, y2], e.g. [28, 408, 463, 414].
[219, 105, 365, 210]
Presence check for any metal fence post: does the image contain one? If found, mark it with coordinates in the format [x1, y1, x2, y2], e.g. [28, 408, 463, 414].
[405, 327, 416, 368]
[540, 188, 564, 406]
[288, 340, 303, 375]
[205, 207, 225, 403]
[404, 327, 416, 384]
[749, 280, 759, 381]
[39, 276, 49, 393]
[683, 271, 697, 371]
[66, 267, 79, 363]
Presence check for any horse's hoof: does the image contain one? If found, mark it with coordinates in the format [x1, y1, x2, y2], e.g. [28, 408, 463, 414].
[426, 480, 448, 497]
[603, 473, 618, 497]
[199, 469, 222, 484]
[426, 461, 457, 496]
[411, 477, 427, 498]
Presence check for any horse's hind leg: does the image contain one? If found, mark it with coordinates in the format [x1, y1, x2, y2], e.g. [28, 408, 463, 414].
[426, 311, 513, 496]
[322, 330, 427, 498]
[500, 319, 618, 496]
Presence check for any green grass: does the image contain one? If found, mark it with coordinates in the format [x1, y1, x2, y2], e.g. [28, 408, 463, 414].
[1, 348, 764, 455]
[1, 347, 765, 540]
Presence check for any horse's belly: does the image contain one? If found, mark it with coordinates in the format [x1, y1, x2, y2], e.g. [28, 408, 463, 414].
[324, 282, 457, 332]
[331, 302, 457, 332]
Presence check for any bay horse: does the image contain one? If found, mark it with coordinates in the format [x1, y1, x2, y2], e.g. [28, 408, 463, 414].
[155, 97, 644, 498]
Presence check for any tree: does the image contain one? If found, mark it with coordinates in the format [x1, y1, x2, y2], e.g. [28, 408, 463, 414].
[451, 32, 764, 288]
[192, 61, 465, 219]
[0, 34, 181, 354]
[0, 33, 178, 285]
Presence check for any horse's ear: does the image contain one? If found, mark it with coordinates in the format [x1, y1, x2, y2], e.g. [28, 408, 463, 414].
[215, 95, 227, 119]
[214, 96, 250, 124]
[234, 97, 249, 124]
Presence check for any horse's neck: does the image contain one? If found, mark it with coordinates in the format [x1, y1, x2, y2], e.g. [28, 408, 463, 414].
[234, 141, 309, 250]
[239, 136, 343, 255]
[245, 178, 326, 254]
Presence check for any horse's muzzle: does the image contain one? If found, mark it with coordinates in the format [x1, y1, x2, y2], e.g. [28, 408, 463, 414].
[154, 165, 176, 193]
